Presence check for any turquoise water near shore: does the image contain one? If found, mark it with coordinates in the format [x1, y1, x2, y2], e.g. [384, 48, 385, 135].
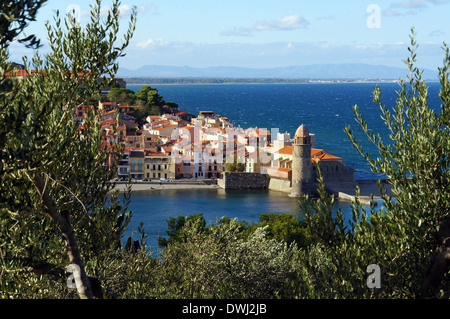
[123, 82, 442, 249]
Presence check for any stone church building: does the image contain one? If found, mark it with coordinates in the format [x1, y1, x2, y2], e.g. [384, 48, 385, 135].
[267, 124, 356, 196]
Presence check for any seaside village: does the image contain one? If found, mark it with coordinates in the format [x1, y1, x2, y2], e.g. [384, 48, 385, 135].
[5, 67, 353, 196]
[87, 86, 356, 198]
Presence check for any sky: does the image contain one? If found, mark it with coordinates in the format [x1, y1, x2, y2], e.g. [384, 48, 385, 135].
[8, 0, 450, 71]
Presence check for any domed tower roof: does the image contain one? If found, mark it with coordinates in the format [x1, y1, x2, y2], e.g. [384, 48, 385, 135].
[295, 124, 309, 138]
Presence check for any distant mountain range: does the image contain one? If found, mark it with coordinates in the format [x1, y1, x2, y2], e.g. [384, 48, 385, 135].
[117, 63, 438, 80]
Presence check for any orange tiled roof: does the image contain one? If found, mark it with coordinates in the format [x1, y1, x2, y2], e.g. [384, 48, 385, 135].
[276, 146, 342, 162]
[152, 124, 177, 130]
[277, 146, 293, 155]
[102, 110, 117, 115]
[145, 149, 168, 157]
[100, 119, 117, 127]
[314, 150, 342, 161]
[5, 69, 37, 77]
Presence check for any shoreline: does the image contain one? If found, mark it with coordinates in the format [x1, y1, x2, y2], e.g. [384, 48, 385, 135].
[334, 180, 393, 205]
[110, 179, 392, 200]
[110, 181, 218, 193]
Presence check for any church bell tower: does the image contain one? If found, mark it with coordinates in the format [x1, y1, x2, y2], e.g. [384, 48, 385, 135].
[289, 124, 313, 197]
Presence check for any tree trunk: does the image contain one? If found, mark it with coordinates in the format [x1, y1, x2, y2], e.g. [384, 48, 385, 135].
[33, 171, 94, 299]
[419, 218, 450, 298]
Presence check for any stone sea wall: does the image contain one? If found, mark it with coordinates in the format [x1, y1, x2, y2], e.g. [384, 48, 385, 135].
[268, 178, 291, 193]
[218, 172, 270, 190]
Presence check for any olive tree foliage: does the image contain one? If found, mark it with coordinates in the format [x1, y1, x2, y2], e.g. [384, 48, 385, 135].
[153, 217, 300, 299]
[298, 30, 450, 298]
[0, 0, 136, 298]
[0, 0, 47, 49]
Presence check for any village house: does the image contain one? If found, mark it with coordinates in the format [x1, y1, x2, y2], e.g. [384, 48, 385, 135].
[98, 101, 117, 112]
[146, 123, 178, 137]
[245, 151, 271, 174]
[144, 149, 175, 180]
[117, 146, 130, 180]
[129, 150, 145, 180]
[5, 68, 36, 80]
[176, 155, 194, 179]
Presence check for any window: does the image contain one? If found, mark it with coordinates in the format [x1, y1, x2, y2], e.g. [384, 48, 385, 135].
[130, 160, 135, 165]
[138, 160, 142, 165]
[153, 173, 156, 178]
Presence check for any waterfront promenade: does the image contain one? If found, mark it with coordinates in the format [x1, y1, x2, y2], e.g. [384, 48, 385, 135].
[111, 178, 393, 204]
[111, 179, 218, 192]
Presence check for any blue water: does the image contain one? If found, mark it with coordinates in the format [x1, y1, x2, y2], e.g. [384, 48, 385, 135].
[123, 82, 443, 249]
[124, 188, 308, 251]
[129, 82, 443, 180]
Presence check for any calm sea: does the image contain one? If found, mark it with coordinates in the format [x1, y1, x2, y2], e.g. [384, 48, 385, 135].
[123, 82, 443, 249]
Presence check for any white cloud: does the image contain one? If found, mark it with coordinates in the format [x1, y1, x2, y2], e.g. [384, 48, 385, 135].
[254, 15, 310, 31]
[385, 0, 450, 16]
[391, 0, 448, 9]
[98, 4, 141, 18]
[383, 9, 403, 16]
[119, 4, 133, 18]
[136, 38, 169, 49]
[137, 4, 159, 15]
[221, 14, 310, 37]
